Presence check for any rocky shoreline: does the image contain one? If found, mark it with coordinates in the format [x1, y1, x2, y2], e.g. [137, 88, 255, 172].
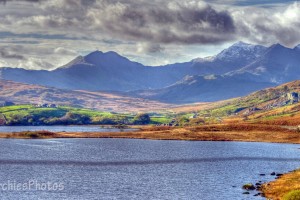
[242, 169, 300, 200]
[241, 171, 288, 198]
[260, 169, 300, 199]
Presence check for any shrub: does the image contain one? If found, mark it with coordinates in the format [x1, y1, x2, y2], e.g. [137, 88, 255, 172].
[133, 113, 150, 125]
[283, 190, 300, 200]
[22, 131, 55, 138]
[23, 131, 39, 138]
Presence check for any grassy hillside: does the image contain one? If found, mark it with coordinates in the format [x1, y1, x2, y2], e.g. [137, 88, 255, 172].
[170, 80, 300, 126]
[0, 105, 173, 126]
[0, 80, 172, 112]
[1, 80, 300, 127]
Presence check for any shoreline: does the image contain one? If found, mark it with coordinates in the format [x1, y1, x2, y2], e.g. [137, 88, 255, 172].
[0, 124, 299, 199]
[261, 169, 300, 199]
[0, 124, 299, 144]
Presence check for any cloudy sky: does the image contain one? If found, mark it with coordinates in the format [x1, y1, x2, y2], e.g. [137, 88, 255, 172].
[0, 0, 299, 70]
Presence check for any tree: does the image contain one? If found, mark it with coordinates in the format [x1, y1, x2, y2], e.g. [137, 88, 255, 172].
[176, 116, 190, 127]
[133, 113, 150, 125]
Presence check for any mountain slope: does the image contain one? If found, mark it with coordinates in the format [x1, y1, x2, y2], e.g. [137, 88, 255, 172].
[132, 74, 275, 103]
[228, 44, 300, 84]
[190, 41, 267, 75]
[0, 80, 171, 112]
[194, 80, 300, 125]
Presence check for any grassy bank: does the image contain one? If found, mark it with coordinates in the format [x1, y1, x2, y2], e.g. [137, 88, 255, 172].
[261, 169, 300, 200]
[1, 124, 299, 144]
[0, 105, 174, 126]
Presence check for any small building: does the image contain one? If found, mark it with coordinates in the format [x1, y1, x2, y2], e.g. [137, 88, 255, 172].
[35, 103, 57, 108]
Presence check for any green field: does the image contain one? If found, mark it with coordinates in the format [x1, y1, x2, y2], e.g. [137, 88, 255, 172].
[0, 105, 173, 126]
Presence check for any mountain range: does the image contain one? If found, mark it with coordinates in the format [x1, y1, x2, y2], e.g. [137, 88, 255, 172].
[1, 41, 300, 103]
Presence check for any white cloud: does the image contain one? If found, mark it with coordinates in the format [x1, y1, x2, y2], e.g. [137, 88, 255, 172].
[54, 47, 77, 56]
[17, 57, 54, 70]
[232, 2, 300, 47]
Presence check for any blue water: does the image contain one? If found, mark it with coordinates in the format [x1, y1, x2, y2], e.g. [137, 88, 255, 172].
[0, 125, 136, 133]
[0, 139, 299, 200]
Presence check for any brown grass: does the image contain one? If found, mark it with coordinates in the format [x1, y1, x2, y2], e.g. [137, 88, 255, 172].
[4, 130, 57, 139]
[0, 80, 174, 112]
[261, 169, 300, 200]
[1, 124, 299, 144]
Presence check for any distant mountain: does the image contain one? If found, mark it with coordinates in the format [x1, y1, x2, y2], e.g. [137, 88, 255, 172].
[228, 43, 300, 84]
[0, 51, 196, 91]
[131, 74, 275, 103]
[0, 42, 300, 104]
[52, 51, 153, 91]
[133, 43, 300, 103]
[0, 42, 268, 91]
[190, 41, 267, 75]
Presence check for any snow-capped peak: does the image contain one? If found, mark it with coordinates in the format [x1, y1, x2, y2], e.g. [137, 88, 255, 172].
[215, 41, 267, 62]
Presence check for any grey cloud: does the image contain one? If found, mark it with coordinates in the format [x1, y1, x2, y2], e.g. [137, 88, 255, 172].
[1, 0, 300, 70]
[17, 0, 234, 45]
[0, 31, 89, 41]
[0, 0, 41, 4]
[209, 0, 297, 6]
[0, 0, 237, 45]
[0, 45, 55, 69]
[0, 49, 25, 60]
[1, 0, 299, 48]
[137, 43, 164, 54]
[87, 1, 236, 44]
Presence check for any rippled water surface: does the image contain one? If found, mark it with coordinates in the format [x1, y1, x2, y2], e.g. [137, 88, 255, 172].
[0, 125, 136, 133]
[0, 139, 299, 200]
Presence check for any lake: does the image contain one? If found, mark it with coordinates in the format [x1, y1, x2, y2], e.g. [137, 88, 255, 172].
[0, 125, 137, 133]
[0, 139, 299, 200]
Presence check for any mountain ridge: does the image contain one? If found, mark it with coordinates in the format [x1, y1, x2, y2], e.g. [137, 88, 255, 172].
[0, 41, 300, 103]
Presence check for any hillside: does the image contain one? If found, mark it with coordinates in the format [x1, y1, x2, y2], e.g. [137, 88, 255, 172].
[1, 80, 300, 127]
[0, 80, 172, 112]
[132, 74, 274, 103]
[187, 80, 300, 125]
[0, 104, 174, 126]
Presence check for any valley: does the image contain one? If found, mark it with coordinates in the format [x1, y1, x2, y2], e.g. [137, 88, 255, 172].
[0, 45, 300, 200]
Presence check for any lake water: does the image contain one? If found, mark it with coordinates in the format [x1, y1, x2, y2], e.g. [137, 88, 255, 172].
[0, 139, 299, 200]
[0, 125, 136, 133]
